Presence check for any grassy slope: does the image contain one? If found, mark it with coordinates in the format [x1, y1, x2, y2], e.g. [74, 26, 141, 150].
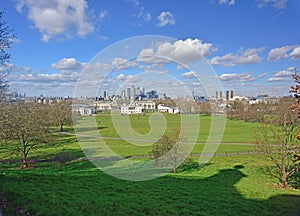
[1, 114, 299, 215]
[1, 156, 299, 215]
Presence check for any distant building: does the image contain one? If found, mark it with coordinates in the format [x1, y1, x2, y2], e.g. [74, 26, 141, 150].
[120, 101, 155, 115]
[146, 90, 158, 99]
[72, 104, 96, 116]
[121, 104, 144, 115]
[157, 104, 180, 114]
[250, 95, 279, 105]
[96, 102, 114, 112]
[131, 101, 156, 112]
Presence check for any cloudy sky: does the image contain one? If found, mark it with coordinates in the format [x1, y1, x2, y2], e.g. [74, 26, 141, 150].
[1, 0, 300, 97]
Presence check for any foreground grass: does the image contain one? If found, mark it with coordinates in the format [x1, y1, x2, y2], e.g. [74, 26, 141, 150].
[1, 114, 299, 215]
[1, 155, 299, 215]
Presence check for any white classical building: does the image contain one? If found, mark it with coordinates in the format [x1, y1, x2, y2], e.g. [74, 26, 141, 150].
[120, 100, 156, 115]
[131, 101, 156, 111]
[72, 104, 96, 116]
[95, 102, 114, 112]
[157, 104, 180, 114]
[121, 105, 144, 115]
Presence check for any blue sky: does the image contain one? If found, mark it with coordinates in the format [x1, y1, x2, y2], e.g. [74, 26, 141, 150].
[1, 0, 300, 97]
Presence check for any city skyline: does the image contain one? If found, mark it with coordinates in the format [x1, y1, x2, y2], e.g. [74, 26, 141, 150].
[1, 0, 300, 97]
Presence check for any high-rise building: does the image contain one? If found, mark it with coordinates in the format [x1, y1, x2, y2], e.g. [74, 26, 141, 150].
[126, 87, 131, 99]
[121, 90, 126, 99]
[131, 86, 136, 99]
[146, 90, 158, 99]
[226, 91, 229, 100]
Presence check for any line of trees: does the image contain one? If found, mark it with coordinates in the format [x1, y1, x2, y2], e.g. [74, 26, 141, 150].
[0, 11, 73, 168]
[0, 101, 73, 168]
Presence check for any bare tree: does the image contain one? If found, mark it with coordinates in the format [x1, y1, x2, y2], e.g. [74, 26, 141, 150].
[256, 97, 300, 188]
[50, 100, 72, 132]
[152, 128, 185, 174]
[53, 149, 73, 171]
[0, 103, 50, 168]
[0, 10, 16, 102]
[197, 102, 211, 115]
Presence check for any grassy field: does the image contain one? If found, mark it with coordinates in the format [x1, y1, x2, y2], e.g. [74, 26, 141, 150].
[0, 113, 299, 215]
[96, 114, 258, 143]
[92, 114, 259, 156]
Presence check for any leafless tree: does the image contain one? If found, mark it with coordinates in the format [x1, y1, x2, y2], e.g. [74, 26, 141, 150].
[197, 102, 211, 115]
[0, 10, 16, 102]
[256, 91, 300, 188]
[50, 100, 72, 132]
[53, 150, 73, 171]
[0, 103, 50, 168]
[152, 127, 185, 174]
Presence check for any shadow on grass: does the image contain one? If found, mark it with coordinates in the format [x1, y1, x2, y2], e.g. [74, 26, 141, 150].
[0, 163, 299, 215]
[75, 126, 107, 133]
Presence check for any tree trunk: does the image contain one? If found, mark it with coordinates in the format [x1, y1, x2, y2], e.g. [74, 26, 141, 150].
[173, 157, 177, 174]
[281, 167, 288, 188]
[59, 122, 63, 132]
[58, 162, 63, 171]
[22, 156, 28, 168]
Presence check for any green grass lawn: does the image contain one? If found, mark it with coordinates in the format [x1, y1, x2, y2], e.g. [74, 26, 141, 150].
[1, 156, 299, 215]
[96, 114, 260, 142]
[92, 114, 259, 156]
[1, 113, 299, 215]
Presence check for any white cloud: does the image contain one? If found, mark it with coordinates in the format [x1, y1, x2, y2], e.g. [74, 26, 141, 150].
[130, 0, 152, 23]
[112, 58, 139, 71]
[5, 61, 114, 96]
[267, 45, 294, 61]
[181, 71, 197, 78]
[140, 64, 169, 74]
[268, 45, 300, 61]
[135, 8, 152, 22]
[257, 0, 288, 9]
[274, 67, 296, 76]
[84, 62, 112, 73]
[267, 67, 296, 82]
[136, 48, 168, 65]
[9, 62, 80, 83]
[51, 58, 84, 70]
[267, 77, 291, 82]
[116, 73, 126, 81]
[16, 71, 79, 82]
[218, 0, 236, 5]
[137, 38, 214, 65]
[257, 73, 268, 79]
[220, 73, 255, 82]
[0, 63, 33, 75]
[143, 13, 152, 22]
[99, 10, 107, 19]
[290, 47, 300, 60]
[6, 63, 80, 97]
[273, 70, 294, 77]
[210, 48, 263, 66]
[157, 11, 175, 27]
[16, 0, 94, 42]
